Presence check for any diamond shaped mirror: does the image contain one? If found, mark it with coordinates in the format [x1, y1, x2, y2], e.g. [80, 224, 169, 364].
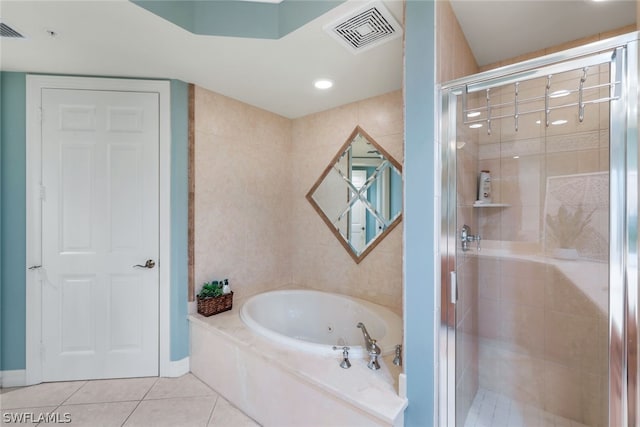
[306, 126, 402, 263]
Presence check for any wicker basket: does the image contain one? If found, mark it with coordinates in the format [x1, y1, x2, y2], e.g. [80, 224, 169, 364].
[197, 292, 233, 317]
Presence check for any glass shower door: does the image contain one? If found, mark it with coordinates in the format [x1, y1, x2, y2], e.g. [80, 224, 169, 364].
[440, 34, 639, 427]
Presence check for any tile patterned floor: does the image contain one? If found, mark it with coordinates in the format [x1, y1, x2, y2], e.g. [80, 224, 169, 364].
[0, 374, 260, 427]
[463, 388, 590, 427]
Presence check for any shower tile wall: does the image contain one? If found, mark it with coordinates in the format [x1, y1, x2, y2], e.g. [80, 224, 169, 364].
[477, 258, 607, 426]
[475, 65, 609, 248]
[447, 17, 631, 427]
[436, 0, 478, 83]
[467, 64, 610, 426]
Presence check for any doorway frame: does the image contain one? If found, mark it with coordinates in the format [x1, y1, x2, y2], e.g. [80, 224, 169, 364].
[25, 75, 172, 385]
[437, 31, 639, 426]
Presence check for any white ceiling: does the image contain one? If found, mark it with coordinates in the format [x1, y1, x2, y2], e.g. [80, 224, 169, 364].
[0, 0, 636, 118]
[0, 0, 403, 118]
[450, 0, 637, 67]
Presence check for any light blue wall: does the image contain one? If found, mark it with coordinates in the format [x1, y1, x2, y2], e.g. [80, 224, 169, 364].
[0, 72, 27, 371]
[0, 72, 190, 370]
[131, 0, 344, 39]
[403, 1, 437, 426]
[169, 80, 189, 361]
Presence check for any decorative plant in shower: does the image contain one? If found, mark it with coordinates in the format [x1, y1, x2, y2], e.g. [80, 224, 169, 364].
[545, 205, 596, 249]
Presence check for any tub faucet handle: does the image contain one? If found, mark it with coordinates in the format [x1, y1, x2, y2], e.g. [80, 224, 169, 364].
[393, 344, 402, 366]
[332, 346, 351, 369]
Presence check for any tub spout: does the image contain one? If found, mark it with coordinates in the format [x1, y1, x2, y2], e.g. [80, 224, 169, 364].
[357, 322, 381, 370]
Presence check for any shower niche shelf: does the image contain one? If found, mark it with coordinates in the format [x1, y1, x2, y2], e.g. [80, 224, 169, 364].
[473, 202, 510, 208]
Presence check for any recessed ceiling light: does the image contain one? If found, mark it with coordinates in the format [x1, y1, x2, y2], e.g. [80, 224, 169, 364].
[550, 89, 570, 98]
[552, 119, 568, 125]
[469, 123, 483, 129]
[535, 120, 541, 125]
[513, 155, 520, 159]
[467, 111, 481, 118]
[314, 79, 333, 90]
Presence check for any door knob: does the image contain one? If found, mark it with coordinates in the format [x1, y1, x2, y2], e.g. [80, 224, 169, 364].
[133, 259, 155, 269]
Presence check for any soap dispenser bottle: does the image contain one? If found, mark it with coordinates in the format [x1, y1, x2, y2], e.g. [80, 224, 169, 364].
[477, 170, 492, 204]
[222, 279, 231, 295]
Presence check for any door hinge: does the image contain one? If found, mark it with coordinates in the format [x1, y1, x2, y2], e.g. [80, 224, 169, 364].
[38, 107, 43, 124]
[40, 343, 46, 361]
[450, 271, 458, 304]
[40, 185, 46, 201]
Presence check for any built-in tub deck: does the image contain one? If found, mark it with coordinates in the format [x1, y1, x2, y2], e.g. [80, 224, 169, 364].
[189, 293, 407, 427]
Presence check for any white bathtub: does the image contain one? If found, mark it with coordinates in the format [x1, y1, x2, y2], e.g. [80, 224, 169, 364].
[240, 289, 402, 358]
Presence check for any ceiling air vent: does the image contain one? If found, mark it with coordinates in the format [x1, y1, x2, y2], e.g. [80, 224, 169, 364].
[324, 2, 402, 54]
[0, 22, 25, 38]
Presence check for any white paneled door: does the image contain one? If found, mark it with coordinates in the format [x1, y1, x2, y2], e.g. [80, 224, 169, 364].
[41, 89, 159, 381]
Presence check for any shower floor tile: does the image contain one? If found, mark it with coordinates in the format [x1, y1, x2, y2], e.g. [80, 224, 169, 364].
[463, 388, 589, 427]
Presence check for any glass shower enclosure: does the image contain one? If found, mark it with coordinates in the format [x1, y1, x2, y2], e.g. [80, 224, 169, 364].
[439, 32, 639, 427]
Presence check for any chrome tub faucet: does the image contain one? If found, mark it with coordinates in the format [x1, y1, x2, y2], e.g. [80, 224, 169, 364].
[333, 346, 351, 369]
[357, 322, 381, 370]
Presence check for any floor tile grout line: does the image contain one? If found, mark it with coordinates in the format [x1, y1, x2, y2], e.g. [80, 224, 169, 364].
[119, 397, 145, 426]
[58, 399, 143, 407]
[59, 380, 89, 406]
[118, 376, 160, 426]
[139, 377, 160, 401]
[144, 393, 218, 401]
[205, 394, 220, 426]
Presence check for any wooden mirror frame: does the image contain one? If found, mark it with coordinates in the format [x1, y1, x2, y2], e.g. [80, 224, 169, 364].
[305, 125, 403, 264]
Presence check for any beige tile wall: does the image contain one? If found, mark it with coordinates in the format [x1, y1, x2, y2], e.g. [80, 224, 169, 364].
[477, 257, 608, 427]
[193, 87, 293, 297]
[436, 0, 479, 83]
[290, 91, 404, 314]
[476, 66, 610, 248]
[193, 86, 404, 314]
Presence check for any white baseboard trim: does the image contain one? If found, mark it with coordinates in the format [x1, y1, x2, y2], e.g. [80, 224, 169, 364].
[1, 370, 27, 388]
[164, 357, 190, 377]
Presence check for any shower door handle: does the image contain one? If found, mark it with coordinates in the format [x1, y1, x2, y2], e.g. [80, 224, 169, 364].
[450, 271, 457, 304]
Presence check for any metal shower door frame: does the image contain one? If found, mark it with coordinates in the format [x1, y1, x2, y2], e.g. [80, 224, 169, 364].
[438, 31, 639, 427]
